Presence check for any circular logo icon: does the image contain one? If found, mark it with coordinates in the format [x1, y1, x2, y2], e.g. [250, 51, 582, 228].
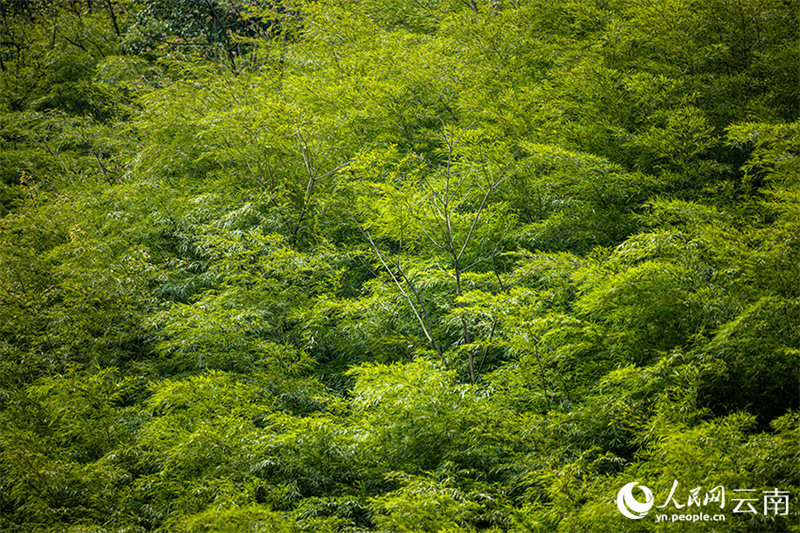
[616, 482, 654, 519]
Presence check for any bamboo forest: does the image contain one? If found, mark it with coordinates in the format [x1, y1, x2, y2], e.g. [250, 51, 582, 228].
[0, 0, 798, 531]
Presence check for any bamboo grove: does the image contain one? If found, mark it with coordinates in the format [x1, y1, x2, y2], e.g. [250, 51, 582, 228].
[1, 0, 798, 531]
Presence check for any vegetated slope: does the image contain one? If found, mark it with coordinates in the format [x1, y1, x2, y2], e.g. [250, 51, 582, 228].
[1, 1, 798, 531]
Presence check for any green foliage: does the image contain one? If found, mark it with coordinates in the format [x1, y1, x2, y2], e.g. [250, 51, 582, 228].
[131, 0, 299, 68]
[0, 368, 145, 530]
[1, 0, 798, 531]
[348, 360, 485, 472]
[172, 505, 295, 532]
[370, 472, 480, 532]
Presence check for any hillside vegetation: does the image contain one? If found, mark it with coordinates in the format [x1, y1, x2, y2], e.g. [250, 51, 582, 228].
[1, 0, 798, 531]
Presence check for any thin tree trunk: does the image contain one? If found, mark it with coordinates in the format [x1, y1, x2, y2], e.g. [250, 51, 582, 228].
[105, 0, 120, 36]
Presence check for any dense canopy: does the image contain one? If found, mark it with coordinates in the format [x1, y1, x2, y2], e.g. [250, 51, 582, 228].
[1, 0, 798, 531]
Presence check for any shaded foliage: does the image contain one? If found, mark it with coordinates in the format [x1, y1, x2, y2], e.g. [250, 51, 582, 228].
[1, 0, 798, 531]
